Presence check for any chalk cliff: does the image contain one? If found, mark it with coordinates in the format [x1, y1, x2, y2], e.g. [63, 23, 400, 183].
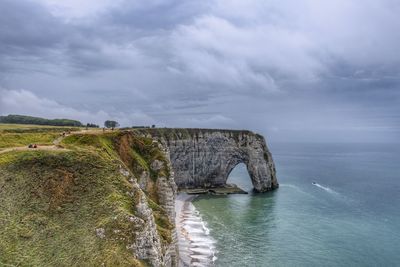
[129, 128, 278, 265]
[114, 133, 178, 266]
[139, 129, 278, 192]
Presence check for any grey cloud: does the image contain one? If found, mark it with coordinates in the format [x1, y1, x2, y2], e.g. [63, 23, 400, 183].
[0, 0, 399, 142]
[0, 0, 65, 50]
[101, 0, 211, 30]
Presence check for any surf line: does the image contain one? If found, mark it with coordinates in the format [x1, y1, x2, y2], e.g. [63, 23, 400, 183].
[175, 193, 217, 267]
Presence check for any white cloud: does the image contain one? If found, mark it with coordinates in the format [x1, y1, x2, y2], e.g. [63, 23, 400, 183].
[0, 89, 155, 127]
[170, 15, 323, 91]
[0, 88, 108, 124]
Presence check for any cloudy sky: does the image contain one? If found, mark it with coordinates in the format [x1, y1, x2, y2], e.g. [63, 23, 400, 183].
[0, 0, 399, 143]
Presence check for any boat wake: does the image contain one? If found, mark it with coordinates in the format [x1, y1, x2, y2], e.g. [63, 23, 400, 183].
[312, 182, 339, 195]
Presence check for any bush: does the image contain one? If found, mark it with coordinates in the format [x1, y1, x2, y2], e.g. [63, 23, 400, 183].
[86, 123, 99, 128]
[104, 120, 119, 129]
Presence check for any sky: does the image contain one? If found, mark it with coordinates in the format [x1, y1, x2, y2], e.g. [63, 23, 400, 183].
[0, 0, 399, 143]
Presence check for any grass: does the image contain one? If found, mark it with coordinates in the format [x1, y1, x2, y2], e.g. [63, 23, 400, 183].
[0, 125, 175, 265]
[0, 123, 82, 149]
[0, 150, 147, 266]
[0, 123, 82, 131]
[63, 131, 174, 243]
[0, 132, 59, 148]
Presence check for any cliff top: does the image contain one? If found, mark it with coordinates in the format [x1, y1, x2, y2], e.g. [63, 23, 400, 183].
[124, 127, 264, 143]
[128, 127, 254, 134]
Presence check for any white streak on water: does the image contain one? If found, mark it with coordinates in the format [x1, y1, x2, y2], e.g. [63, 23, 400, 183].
[313, 183, 339, 195]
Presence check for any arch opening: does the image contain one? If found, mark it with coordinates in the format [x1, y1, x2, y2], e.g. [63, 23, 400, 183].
[226, 163, 253, 192]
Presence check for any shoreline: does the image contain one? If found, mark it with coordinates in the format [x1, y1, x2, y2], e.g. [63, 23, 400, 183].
[175, 193, 217, 267]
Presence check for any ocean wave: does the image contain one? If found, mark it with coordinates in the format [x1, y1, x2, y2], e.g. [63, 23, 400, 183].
[178, 199, 217, 267]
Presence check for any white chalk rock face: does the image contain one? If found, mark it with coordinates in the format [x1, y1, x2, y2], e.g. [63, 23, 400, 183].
[155, 129, 278, 192]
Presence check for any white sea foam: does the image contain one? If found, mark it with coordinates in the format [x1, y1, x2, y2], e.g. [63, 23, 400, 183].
[176, 194, 217, 267]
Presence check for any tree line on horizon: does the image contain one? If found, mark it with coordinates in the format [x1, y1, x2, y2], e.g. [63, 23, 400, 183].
[0, 114, 83, 127]
[0, 114, 155, 129]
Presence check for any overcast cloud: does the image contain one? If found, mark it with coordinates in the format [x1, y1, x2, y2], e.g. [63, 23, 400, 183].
[0, 0, 399, 142]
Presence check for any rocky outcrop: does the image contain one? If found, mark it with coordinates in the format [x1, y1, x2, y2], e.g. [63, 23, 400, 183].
[115, 134, 178, 266]
[143, 129, 278, 192]
[118, 167, 165, 266]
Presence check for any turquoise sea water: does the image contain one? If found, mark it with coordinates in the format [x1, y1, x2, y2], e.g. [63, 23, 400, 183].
[192, 143, 400, 266]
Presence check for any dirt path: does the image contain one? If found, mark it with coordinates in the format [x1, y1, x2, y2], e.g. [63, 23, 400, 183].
[0, 145, 69, 155]
[53, 136, 64, 146]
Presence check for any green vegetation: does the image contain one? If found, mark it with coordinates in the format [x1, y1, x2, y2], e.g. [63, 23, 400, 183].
[0, 132, 59, 148]
[86, 123, 99, 128]
[104, 120, 120, 129]
[0, 123, 79, 131]
[0, 150, 144, 266]
[0, 124, 174, 265]
[0, 124, 81, 149]
[0, 114, 83, 127]
[62, 131, 173, 243]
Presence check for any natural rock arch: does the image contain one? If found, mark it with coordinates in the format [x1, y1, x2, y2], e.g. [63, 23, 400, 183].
[149, 129, 278, 192]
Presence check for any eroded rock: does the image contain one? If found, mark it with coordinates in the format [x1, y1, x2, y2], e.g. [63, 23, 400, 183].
[154, 130, 278, 192]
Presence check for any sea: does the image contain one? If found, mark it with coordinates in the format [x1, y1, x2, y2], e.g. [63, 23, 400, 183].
[190, 142, 400, 267]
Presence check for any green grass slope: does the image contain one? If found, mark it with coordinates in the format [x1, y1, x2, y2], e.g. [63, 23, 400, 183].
[62, 131, 174, 245]
[0, 150, 144, 266]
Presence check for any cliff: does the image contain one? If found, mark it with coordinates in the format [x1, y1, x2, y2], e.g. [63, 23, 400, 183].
[0, 125, 278, 266]
[134, 128, 278, 192]
[0, 128, 177, 266]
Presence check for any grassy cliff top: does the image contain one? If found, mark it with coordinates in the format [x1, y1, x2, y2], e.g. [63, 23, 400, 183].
[0, 124, 82, 149]
[130, 127, 253, 134]
[127, 127, 258, 143]
[0, 124, 172, 266]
